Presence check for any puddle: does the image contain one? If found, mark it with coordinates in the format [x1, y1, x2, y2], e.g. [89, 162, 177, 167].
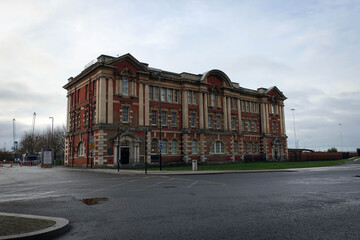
[355, 175, 360, 178]
[81, 197, 108, 205]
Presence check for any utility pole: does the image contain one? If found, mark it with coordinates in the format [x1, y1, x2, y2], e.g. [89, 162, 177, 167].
[49, 117, 54, 165]
[158, 71, 162, 171]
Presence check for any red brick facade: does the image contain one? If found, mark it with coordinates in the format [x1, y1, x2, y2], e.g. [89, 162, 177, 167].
[63, 53, 288, 167]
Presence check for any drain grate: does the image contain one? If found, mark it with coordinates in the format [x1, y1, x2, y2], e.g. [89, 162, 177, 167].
[81, 197, 108, 205]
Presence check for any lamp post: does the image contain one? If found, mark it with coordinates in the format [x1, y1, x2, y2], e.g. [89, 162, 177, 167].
[49, 117, 54, 165]
[291, 108, 297, 149]
[157, 71, 162, 171]
[339, 123, 343, 152]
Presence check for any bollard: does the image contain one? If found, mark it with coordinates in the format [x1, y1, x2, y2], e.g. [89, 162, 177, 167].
[192, 160, 198, 171]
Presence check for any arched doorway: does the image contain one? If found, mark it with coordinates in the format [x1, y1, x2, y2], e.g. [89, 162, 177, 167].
[113, 131, 142, 166]
[271, 138, 283, 161]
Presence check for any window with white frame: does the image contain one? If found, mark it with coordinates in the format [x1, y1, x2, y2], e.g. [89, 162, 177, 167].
[151, 110, 157, 125]
[149, 86, 153, 99]
[171, 139, 177, 154]
[190, 113, 196, 127]
[174, 90, 178, 102]
[241, 119, 245, 131]
[187, 91, 191, 103]
[234, 140, 239, 154]
[161, 111, 167, 125]
[208, 115, 213, 128]
[171, 112, 176, 127]
[162, 139, 168, 154]
[247, 120, 251, 132]
[122, 106, 129, 122]
[78, 142, 85, 156]
[192, 139, 198, 154]
[246, 101, 249, 112]
[211, 141, 224, 154]
[161, 88, 165, 102]
[154, 87, 159, 100]
[254, 142, 258, 154]
[151, 138, 158, 153]
[167, 89, 172, 102]
[122, 76, 128, 96]
[211, 93, 215, 107]
[192, 91, 196, 104]
[253, 120, 257, 132]
[216, 116, 221, 129]
[243, 141, 247, 154]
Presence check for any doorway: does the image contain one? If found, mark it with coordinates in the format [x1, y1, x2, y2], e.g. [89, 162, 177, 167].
[120, 147, 130, 164]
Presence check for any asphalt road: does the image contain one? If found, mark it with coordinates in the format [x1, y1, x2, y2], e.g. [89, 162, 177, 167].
[1, 163, 360, 240]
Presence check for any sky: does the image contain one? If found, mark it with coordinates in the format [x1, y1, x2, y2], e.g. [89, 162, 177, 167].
[0, 0, 359, 152]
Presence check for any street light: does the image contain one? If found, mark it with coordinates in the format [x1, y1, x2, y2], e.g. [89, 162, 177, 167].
[49, 117, 54, 165]
[291, 109, 297, 149]
[339, 123, 343, 152]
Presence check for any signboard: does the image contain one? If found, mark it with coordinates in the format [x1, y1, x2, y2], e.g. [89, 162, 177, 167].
[89, 136, 95, 151]
[43, 150, 52, 165]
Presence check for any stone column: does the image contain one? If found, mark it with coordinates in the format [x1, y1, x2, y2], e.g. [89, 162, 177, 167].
[227, 97, 231, 130]
[108, 78, 113, 124]
[223, 96, 228, 130]
[95, 79, 100, 124]
[182, 90, 189, 129]
[237, 99, 242, 132]
[204, 93, 208, 129]
[199, 93, 204, 129]
[280, 104, 286, 135]
[98, 77, 107, 124]
[139, 83, 144, 126]
[144, 84, 149, 126]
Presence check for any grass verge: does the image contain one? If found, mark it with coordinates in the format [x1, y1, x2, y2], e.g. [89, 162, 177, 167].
[147, 158, 354, 171]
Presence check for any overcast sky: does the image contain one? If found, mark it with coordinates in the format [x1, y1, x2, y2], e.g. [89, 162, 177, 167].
[1, 0, 359, 152]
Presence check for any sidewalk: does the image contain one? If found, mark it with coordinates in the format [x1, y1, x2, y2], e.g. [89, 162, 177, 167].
[0, 212, 69, 240]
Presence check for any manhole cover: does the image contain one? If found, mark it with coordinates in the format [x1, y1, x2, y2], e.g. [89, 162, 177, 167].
[81, 197, 108, 205]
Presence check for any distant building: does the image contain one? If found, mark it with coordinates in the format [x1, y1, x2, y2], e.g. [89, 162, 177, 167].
[63, 53, 288, 167]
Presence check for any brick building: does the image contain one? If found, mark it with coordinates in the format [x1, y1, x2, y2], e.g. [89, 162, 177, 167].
[63, 53, 288, 167]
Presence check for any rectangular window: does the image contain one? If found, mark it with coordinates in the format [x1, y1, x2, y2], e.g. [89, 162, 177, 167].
[187, 91, 191, 103]
[154, 87, 159, 100]
[248, 142, 253, 154]
[190, 113, 196, 127]
[243, 142, 247, 154]
[151, 110, 157, 125]
[149, 86, 153, 99]
[192, 92, 196, 104]
[247, 120, 251, 132]
[254, 103, 257, 113]
[161, 111, 167, 125]
[167, 89, 172, 102]
[271, 104, 275, 114]
[253, 121, 257, 132]
[211, 93, 215, 107]
[241, 119, 245, 131]
[254, 142, 258, 154]
[208, 115, 213, 128]
[171, 112, 176, 127]
[122, 76, 128, 96]
[232, 98, 237, 109]
[174, 90, 178, 102]
[246, 101, 249, 112]
[171, 140, 177, 154]
[231, 117, 236, 130]
[216, 116, 221, 129]
[250, 102, 254, 112]
[161, 88, 166, 102]
[241, 100, 245, 112]
[122, 107, 129, 122]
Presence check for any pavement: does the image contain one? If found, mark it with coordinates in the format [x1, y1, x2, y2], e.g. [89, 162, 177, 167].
[0, 212, 69, 240]
[1, 158, 359, 239]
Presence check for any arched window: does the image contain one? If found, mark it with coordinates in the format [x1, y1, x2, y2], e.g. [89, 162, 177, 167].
[151, 138, 158, 154]
[192, 139, 198, 154]
[234, 140, 239, 154]
[78, 142, 85, 156]
[211, 141, 224, 154]
[162, 139, 168, 154]
[171, 139, 178, 154]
